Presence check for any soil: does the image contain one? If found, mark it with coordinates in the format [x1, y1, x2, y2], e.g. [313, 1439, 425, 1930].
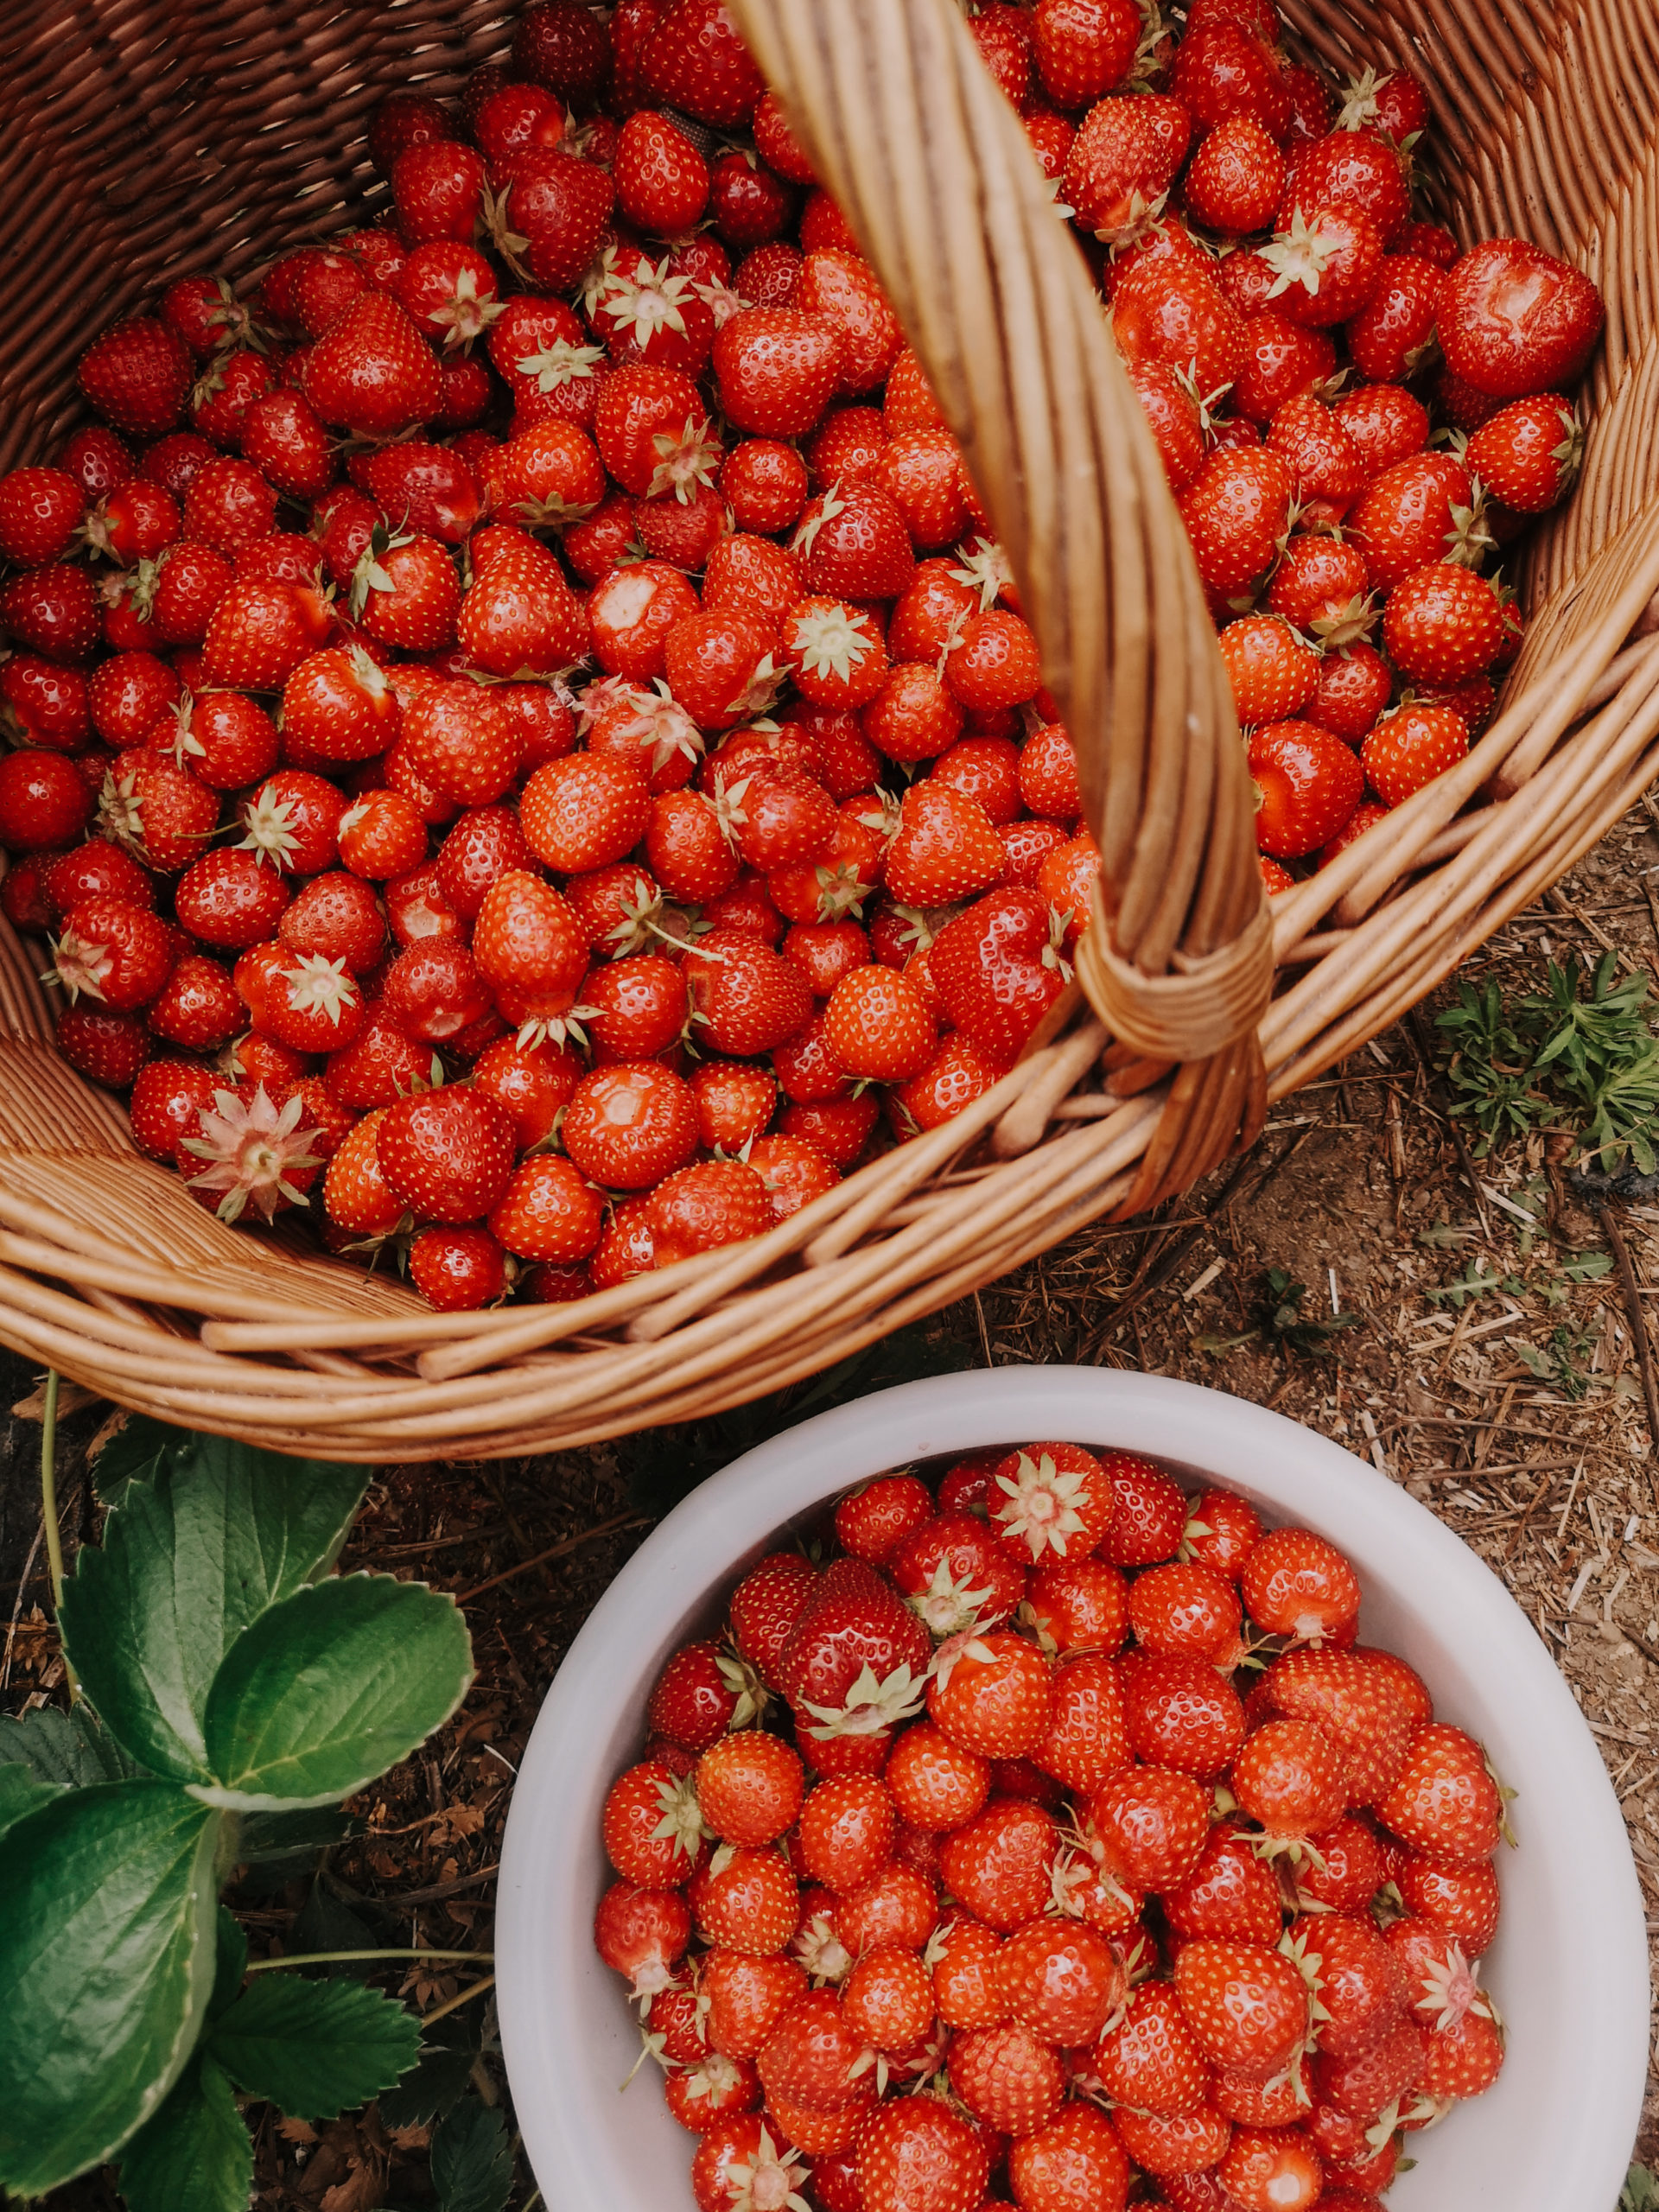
[9, 804, 1659, 2209]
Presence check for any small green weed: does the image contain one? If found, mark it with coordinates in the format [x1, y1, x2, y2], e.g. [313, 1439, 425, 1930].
[1436, 951, 1659, 1174]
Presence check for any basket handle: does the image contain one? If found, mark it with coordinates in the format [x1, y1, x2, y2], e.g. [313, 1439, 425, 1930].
[725, 0, 1271, 1207]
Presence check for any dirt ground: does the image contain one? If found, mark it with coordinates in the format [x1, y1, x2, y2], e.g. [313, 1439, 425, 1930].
[8, 804, 1659, 2208]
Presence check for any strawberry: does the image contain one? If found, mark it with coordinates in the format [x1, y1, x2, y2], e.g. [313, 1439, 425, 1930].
[796, 480, 916, 600]
[2, 563, 102, 661]
[691, 2117, 806, 2212]
[76, 318, 193, 438]
[1377, 1723, 1504, 1860]
[1111, 259, 1246, 396]
[176, 848, 291, 951]
[779, 1557, 933, 1751]
[513, 0, 613, 101]
[1230, 1714, 1347, 1840]
[0, 467, 83, 565]
[1218, 613, 1319, 723]
[1437, 236, 1605, 397]
[1259, 201, 1385, 325]
[1263, 1645, 1422, 1805]
[1163, 1821, 1282, 1947]
[856, 2097, 991, 2212]
[200, 575, 331, 690]
[1233, 310, 1338, 423]
[714, 308, 845, 438]
[1218, 2129, 1324, 2209]
[1465, 393, 1582, 512]
[1178, 446, 1294, 594]
[615, 111, 713, 234]
[1281, 127, 1409, 243]
[489, 149, 615, 293]
[1122, 1649, 1246, 1777]
[947, 2020, 1066, 2138]
[563, 1061, 699, 1189]
[1007, 2106, 1130, 2212]
[1247, 721, 1363, 858]
[594, 1880, 691, 2002]
[302, 292, 442, 438]
[841, 1947, 933, 2057]
[1184, 112, 1287, 235]
[640, 0, 764, 130]
[1172, 19, 1293, 142]
[1174, 1938, 1308, 2072]
[697, 1732, 804, 1849]
[1382, 560, 1501, 683]
[55, 1004, 148, 1088]
[473, 868, 590, 1046]
[376, 1084, 514, 1224]
[100, 748, 219, 869]
[604, 1758, 709, 1886]
[1266, 534, 1370, 633]
[45, 895, 174, 1009]
[1359, 701, 1468, 806]
[1090, 1762, 1210, 1890]
[1349, 449, 1488, 589]
[823, 963, 937, 1082]
[929, 1630, 1053, 1760]
[690, 1845, 800, 1955]
[1095, 1981, 1211, 2114]
[883, 783, 1006, 907]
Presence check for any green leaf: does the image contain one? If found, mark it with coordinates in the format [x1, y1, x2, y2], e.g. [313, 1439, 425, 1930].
[207, 1975, 421, 2120]
[211, 1906, 249, 2021]
[431, 2095, 512, 2212]
[92, 1413, 193, 1507]
[0, 1698, 137, 1784]
[59, 1440, 371, 1782]
[377, 2014, 480, 2130]
[117, 2051, 252, 2212]
[0, 1780, 222, 2194]
[0, 1761, 60, 1837]
[198, 1575, 473, 1810]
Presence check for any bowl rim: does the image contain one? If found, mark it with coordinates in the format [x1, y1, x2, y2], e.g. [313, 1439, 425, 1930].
[495, 1364, 1650, 2212]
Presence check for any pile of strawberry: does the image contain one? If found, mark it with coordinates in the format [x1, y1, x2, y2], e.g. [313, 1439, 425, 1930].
[0, 0, 1604, 1310]
[595, 1445, 1508, 2212]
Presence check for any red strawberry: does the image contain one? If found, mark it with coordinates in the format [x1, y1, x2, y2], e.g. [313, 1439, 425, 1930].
[615, 109, 712, 233]
[1178, 445, 1294, 596]
[1382, 561, 1501, 684]
[929, 888, 1069, 1065]
[302, 292, 442, 438]
[796, 480, 916, 599]
[1378, 1723, 1505, 1860]
[882, 782, 1006, 907]
[684, 928, 811, 1055]
[1174, 1939, 1309, 2072]
[473, 870, 590, 1047]
[947, 2019, 1065, 2138]
[1185, 112, 1286, 235]
[1172, 19, 1293, 142]
[640, 0, 764, 130]
[76, 318, 193, 438]
[1248, 720, 1363, 857]
[714, 309, 845, 438]
[1008, 2105, 1129, 2212]
[1033, 0, 1139, 105]
[1347, 252, 1444, 381]
[200, 576, 331, 690]
[1218, 613, 1320, 724]
[1259, 201, 1385, 325]
[1437, 237, 1604, 398]
[0, 467, 83, 566]
[855, 2096, 990, 2212]
[778, 1557, 933, 1751]
[1064, 97, 1192, 242]
[513, 0, 613, 101]
[1465, 393, 1582, 512]
[377, 1084, 514, 1224]
[1360, 701, 1469, 806]
[489, 149, 615, 293]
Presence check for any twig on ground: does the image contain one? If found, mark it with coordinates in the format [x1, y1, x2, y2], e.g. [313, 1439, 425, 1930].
[454, 1511, 652, 1604]
[1595, 1200, 1659, 1520]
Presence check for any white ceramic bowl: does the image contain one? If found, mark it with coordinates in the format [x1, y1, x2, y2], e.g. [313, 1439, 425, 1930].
[497, 1367, 1649, 2212]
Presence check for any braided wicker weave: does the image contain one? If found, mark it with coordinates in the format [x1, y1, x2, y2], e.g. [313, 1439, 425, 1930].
[0, 0, 1656, 1458]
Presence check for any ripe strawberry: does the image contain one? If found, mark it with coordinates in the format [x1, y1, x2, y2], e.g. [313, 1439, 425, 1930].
[729, 1554, 818, 1688]
[640, 0, 763, 128]
[0, 467, 84, 565]
[563, 1061, 700, 1189]
[822, 963, 936, 1082]
[1090, 1762, 1209, 1891]
[594, 1880, 691, 2001]
[883, 784, 1005, 907]
[1122, 1649, 1245, 1777]
[100, 748, 219, 869]
[714, 308, 845, 438]
[690, 1846, 799, 1955]
[1218, 613, 1320, 724]
[489, 149, 615, 292]
[1230, 1715, 1348, 1840]
[604, 1758, 709, 1886]
[1248, 721, 1363, 857]
[1466, 393, 1582, 512]
[1095, 1980, 1211, 2114]
[684, 929, 812, 1055]
[1179, 446, 1294, 594]
[696, 1732, 805, 1850]
[1264, 1644, 1423, 1805]
[130, 1058, 219, 1160]
[1438, 237, 1604, 397]
[302, 292, 442, 438]
[1359, 702, 1469, 807]
[45, 895, 173, 1009]
[928, 1630, 1052, 1761]
[3, 563, 102, 661]
[1383, 560, 1501, 684]
[1008, 2105, 1130, 2212]
[1185, 112, 1286, 235]
[77, 318, 193, 437]
[1174, 1939, 1309, 2073]
[1163, 1821, 1282, 1947]
[377, 1084, 514, 1224]
[1259, 201, 1384, 324]
[1378, 1723, 1504, 1860]
[944, 2019, 1065, 2139]
[55, 1004, 149, 1088]
[199, 575, 331, 690]
[856, 2097, 991, 2212]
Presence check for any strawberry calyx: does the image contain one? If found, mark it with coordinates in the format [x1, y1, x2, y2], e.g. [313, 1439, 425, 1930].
[41, 925, 112, 1003]
[722, 2126, 810, 2212]
[789, 601, 879, 689]
[648, 1770, 710, 1861]
[517, 336, 608, 392]
[648, 412, 722, 503]
[798, 1659, 930, 1740]
[179, 1083, 325, 1224]
[1259, 208, 1349, 302]
[792, 1911, 854, 1984]
[278, 951, 361, 1029]
[992, 1447, 1093, 1560]
[905, 1558, 998, 1640]
[949, 534, 1014, 612]
[426, 266, 505, 351]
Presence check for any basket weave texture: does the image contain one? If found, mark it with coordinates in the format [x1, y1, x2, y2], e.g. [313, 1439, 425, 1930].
[1, 0, 1656, 1458]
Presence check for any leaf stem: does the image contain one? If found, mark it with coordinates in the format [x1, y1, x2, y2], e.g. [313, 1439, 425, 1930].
[244, 1948, 494, 1973]
[38, 1370, 78, 1702]
[420, 1974, 495, 2027]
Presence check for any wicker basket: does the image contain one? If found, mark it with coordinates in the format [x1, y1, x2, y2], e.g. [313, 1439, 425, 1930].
[1, 0, 1656, 1459]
